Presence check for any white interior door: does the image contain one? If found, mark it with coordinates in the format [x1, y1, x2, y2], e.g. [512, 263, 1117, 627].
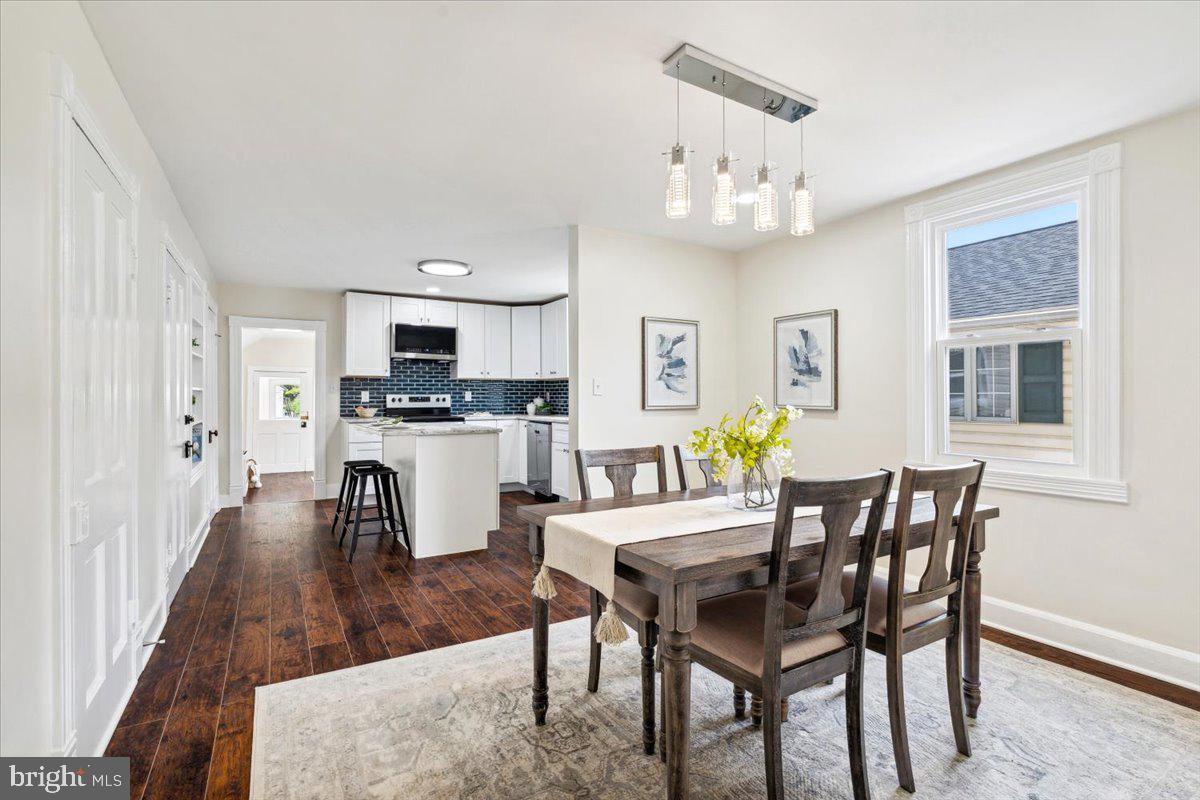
[67, 122, 138, 756]
[163, 247, 189, 597]
[249, 369, 312, 473]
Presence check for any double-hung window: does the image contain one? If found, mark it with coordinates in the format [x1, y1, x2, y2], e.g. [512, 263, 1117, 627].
[906, 144, 1126, 502]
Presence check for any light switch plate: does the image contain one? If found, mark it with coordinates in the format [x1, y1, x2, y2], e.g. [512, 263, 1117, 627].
[464, 391, 473, 402]
[592, 378, 603, 396]
[360, 390, 370, 403]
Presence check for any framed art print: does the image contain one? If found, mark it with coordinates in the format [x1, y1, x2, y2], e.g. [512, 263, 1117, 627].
[642, 316, 699, 410]
[774, 309, 838, 410]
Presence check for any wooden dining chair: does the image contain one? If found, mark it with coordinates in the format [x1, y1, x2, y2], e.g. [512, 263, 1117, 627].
[575, 446, 668, 755]
[686, 470, 894, 800]
[786, 460, 984, 793]
[672, 444, 720, 490]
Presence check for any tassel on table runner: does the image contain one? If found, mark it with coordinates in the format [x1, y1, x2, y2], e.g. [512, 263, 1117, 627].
[593, 601, 628, 646]
[532, 564, 557, 600]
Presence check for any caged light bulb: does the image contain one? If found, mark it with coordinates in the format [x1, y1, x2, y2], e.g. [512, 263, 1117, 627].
[790, 172, 814, 236]
[712, 154, 737, 225]
[753, 164, 778, 232]
[665, 144, 690, 219]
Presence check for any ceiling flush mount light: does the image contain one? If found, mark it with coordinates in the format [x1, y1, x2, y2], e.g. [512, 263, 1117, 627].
[417, 259, 472, 277]
[664, 61, 691, 220]
[711, 74, 737, 226]
[790, 116, 815, 237]
[753, 92, 779, 232]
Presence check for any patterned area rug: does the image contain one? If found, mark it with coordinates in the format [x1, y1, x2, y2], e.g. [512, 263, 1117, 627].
[250, 617, 1200, 799]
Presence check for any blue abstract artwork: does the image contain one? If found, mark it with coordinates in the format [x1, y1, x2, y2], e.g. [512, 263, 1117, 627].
[775, 310, 838, 410]
[643, 317, 698, 409]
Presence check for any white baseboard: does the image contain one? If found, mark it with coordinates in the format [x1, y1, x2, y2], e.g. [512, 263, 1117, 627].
[220, 493, 243, 509]
[314, 479, 337, 500]
[883, 568, 1199, 690]
[981, 594, 1200, 691]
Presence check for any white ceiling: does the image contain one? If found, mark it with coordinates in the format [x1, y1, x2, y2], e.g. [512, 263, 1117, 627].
[81, 1, 1199, 302]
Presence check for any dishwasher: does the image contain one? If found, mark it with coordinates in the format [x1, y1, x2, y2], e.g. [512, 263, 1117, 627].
[526, 421, 552, 496]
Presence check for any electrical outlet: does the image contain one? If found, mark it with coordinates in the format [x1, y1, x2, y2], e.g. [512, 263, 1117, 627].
[360, 390, 370, 403]
[592, 378, 603, 396]
[464, 391, 473, 402]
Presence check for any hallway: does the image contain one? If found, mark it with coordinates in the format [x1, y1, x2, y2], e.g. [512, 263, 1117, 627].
[242, 472, 315, 505]
[105, 492, 587, 800]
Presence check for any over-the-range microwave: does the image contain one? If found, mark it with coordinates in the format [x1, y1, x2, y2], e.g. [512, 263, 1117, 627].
[391, 322, 457, 361]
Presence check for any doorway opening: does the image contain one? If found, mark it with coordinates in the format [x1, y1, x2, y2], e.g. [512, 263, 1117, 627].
[229, 318, 327, 505]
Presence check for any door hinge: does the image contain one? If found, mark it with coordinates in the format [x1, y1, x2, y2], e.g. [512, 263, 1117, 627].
[69, 501, 90, 546]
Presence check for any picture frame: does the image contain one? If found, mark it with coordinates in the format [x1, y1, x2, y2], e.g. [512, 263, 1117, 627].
[774, 309, 838, 410]
[642, 316, 699, 410]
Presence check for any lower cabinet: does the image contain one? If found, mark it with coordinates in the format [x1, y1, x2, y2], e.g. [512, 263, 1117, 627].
[496, 419, 519, 483]
[517, 420, 529, 484]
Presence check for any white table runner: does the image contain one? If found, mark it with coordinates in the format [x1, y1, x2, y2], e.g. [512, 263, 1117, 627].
[532, 495, 830, 645]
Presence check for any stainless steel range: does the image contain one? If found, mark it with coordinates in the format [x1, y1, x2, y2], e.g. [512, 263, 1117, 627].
[383, 394, 465, 423]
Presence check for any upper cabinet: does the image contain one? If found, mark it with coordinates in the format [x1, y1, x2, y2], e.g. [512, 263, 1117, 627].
[344, 292, 390, 376]
[454, 303, 512, 379]
[540, 297, 569, 378]
[511, 305, 542, 379]
[391, 296, 458, 327]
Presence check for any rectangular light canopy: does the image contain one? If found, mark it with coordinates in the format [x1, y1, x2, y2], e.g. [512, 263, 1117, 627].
[661, 44, 818, 123]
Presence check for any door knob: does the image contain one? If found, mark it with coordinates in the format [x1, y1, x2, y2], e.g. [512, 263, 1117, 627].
[208, 429, 218, 443]
[183, 441, 193, 458]
[184, 414, 195, 425]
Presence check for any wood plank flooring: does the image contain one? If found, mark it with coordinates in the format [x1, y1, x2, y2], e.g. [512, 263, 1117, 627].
[242, 471, 315, 505]
[105, 491, 589, 800]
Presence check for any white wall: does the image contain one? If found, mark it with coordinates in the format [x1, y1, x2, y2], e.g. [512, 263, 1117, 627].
[216, 283, 343, 498]
[734, 109, 1200, 684]
[570, 225, 739, 497]
[1, 0, 213, 754]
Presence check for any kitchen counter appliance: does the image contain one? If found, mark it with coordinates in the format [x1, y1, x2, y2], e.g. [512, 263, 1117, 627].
[391, 323, 456, 361]
[384, 394, 465, 423]
[526, 421, 551, 496]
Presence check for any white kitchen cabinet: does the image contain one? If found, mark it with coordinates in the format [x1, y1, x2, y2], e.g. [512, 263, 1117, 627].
[391, 296, 458, 327]
[344, 292, 391, 376]
[517, 420, 529, 484]
[345, 422, 383, 496]
[550, 440, 570, 497]
[540, 296, 569, 379]
[485, 305, 512, 378]
[453, 303, 511, 379]
[496, 419, 519, 483]
[511, 305, 542, 378]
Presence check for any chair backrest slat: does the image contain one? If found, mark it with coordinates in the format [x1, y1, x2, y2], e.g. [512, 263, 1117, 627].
[762, 470, 894, 678]
[576, 446, 668, 500]
[888, 461, 985, 632]
[673, 445, 720, 490]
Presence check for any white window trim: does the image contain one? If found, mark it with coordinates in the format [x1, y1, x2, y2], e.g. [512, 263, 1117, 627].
[905, 143, 1126, 503]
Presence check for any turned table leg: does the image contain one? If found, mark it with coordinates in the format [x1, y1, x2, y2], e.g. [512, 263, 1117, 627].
[662, 629, 693, 800]
[530, 526, 549, 726]
[963, 519, 985, 719]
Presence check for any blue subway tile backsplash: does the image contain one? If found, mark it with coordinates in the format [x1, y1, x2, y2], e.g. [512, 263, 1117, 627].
[340, 359, 568, 417]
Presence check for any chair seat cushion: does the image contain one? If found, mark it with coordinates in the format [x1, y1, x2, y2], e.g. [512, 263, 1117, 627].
[613, 577, 658, 622]
[689, 589, 848, 676]
[786, 571, 946, 637]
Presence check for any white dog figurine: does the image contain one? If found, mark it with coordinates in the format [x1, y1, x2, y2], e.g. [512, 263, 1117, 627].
[246, 458, 263, 489]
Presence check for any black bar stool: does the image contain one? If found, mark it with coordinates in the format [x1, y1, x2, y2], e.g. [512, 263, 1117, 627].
[330, 459, 380, 536]
[339, 463, 411, 562]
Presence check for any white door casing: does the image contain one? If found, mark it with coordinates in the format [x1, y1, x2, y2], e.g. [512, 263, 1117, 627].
[248, 367, 314, 473]
[64, 119, 139, 758]
[206, 300, 219, 515]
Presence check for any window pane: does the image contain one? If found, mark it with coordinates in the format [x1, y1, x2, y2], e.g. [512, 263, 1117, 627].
[947, 347, 966, 419]
[947, 202, 1079, 323]
[947, 338, 1074, 465]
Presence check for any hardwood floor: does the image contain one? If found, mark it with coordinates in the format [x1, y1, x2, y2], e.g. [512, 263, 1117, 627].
[242, 471, 315, 505]
[105, 491, 590, 800]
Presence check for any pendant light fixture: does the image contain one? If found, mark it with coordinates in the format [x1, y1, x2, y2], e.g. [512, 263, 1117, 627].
[790, 114, 815, 236]
[753, 91, 779, 232]
[664, 61, 691, 220]
[711, 73, 737, 226]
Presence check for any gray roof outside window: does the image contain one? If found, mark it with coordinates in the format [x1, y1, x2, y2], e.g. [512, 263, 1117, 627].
[948, 222, 1079, 320]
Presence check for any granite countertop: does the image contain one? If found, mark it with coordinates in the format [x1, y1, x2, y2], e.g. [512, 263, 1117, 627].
[350, 420, 500, 437]
[342, 413, 569, 425]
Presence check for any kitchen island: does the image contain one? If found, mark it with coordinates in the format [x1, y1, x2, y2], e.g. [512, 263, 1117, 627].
[347, 419, 500, 557]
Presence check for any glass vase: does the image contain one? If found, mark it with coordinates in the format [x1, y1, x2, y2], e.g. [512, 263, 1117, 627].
[726, 456, 780, 511]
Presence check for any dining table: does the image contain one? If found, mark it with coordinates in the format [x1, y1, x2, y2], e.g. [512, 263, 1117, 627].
[518, 485, 1000, 799]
